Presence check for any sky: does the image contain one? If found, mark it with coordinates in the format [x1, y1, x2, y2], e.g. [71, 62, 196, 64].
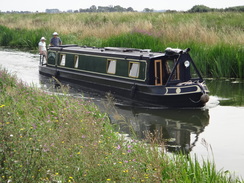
[1, 0, 243, 12]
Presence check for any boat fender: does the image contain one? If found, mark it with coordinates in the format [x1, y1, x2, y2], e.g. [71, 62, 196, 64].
[130, 85, 137, 98]
[200, 94, 209, 104]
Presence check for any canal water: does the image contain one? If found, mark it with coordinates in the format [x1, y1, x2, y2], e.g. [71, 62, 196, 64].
[0, 48, 244, 178]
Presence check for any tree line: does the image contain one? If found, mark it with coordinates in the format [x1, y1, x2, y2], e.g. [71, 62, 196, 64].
[188, 5, 244, 12]
[1, 5, 244, 14]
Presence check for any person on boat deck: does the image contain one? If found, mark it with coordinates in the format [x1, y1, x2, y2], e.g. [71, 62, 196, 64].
[50, 32, 62, 46]
[38, 37, 47, 59]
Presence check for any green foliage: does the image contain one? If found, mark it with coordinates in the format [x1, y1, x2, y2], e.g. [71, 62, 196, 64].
[102, 33, 244, 78]
[224, 6, 244, 12]
[189, 5, 213, 13]
[0, 12, 244, 78]
[0, 69, 242, 182]
[188, 5, 244, 12]
[0, 25, 49, 49]
[101, 32, 163, 51]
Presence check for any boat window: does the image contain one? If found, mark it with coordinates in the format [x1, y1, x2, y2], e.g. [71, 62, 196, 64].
[107, 59, 117, 74]
[189, 65, 199, 79]
[167, 59, 180, 80]
[60, 54, 66, 66]
[129, 62, 139, 78]
[74, 55, 79, 68]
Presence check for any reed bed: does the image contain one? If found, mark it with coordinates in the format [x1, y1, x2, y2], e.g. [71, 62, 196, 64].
[0, 12, 243, 78]
[0, 69, 242, 182]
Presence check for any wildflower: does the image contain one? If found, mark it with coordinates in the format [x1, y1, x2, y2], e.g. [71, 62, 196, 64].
[0, 105, 5, 108]
[77, 152, 81, 155]
[117, 145, 121, 149]
[144, 174, 149, 178]
[106, 179, 111, 181]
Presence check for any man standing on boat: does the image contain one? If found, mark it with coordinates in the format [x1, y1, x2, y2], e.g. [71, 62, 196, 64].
[50, 32, 62, 46]
[38, 37, 47, 59]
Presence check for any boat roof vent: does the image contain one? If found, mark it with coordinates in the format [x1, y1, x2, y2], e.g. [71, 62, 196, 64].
[165, 47, 183, 55]
[104, 47, 151, 53]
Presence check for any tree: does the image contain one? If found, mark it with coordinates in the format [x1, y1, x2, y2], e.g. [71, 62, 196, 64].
[126, 7, 134, 12]
[188, 5, 212, 12]
[90, 5, 97, 12]
[143, 8, 154, 12]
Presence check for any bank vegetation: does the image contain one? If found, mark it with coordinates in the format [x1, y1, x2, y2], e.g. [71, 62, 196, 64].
[0, 12, 243, 78]
[1, 68, 243, 182]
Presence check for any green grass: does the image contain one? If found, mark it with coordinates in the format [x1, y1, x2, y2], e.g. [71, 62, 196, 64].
[0, 68, 243, 182]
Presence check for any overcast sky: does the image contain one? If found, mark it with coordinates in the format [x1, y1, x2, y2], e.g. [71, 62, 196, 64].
[1, 0, 243, 12]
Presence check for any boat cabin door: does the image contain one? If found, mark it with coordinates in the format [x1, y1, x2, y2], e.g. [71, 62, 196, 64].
[154, 60, 163, 85]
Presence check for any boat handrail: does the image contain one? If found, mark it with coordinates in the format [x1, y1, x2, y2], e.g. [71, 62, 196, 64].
[104, 47, 151, 53]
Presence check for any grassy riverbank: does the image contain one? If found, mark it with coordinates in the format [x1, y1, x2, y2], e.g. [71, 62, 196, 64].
[0, 12, 244, 77]
[0, 69, 243, 182]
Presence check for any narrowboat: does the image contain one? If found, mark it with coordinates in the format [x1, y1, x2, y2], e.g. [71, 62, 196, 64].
[39, 45, 209, 108]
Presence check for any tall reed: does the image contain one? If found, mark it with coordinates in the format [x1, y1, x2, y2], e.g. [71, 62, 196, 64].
[0, 12, 243, 78]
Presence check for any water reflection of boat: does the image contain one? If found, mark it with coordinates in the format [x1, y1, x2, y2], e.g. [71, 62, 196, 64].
[108, 105, 209, 154]
[38, 74, 210, 154]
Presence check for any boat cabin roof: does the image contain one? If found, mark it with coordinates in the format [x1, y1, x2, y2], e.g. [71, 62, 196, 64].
[48, 45, 182, 60]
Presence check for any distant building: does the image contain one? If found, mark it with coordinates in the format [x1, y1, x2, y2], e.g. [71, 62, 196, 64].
[45, 9, 60, 13]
